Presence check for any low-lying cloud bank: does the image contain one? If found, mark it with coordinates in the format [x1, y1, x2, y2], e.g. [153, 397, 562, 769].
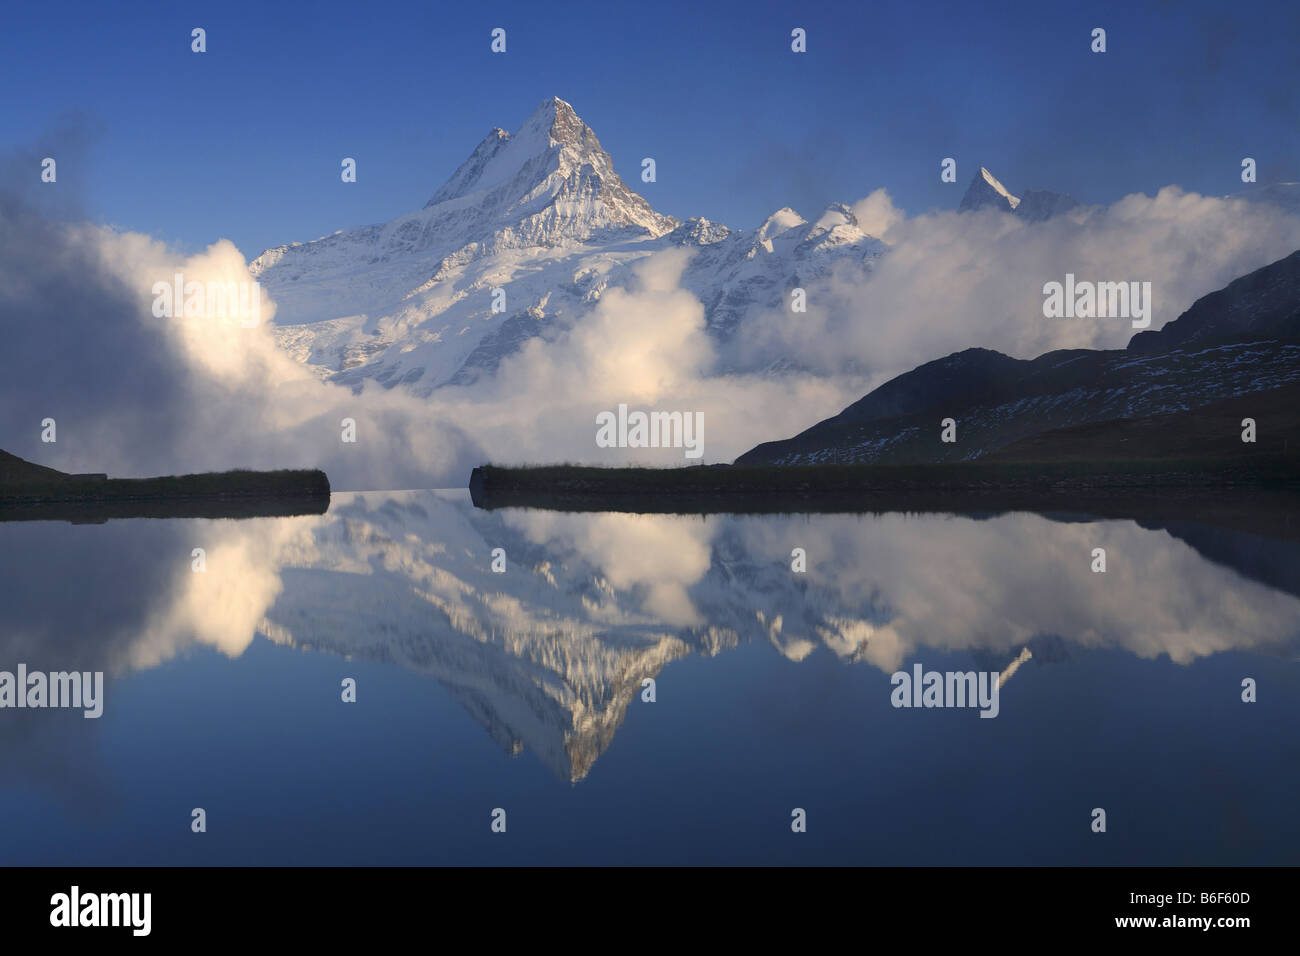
[4, 164, 1299, 486]
[0, 190, 482, 488]
[425, 249, 860, 468]
[433, 184, 1300, 469]
[734, 185, 1300, 380]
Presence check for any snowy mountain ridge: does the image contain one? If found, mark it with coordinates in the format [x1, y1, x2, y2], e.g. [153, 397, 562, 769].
[249, 111, 1299, 396]
[249, 97, 886, 393]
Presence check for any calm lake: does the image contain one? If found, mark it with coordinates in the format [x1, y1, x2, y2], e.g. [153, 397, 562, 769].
[1, 490, 1296, 865]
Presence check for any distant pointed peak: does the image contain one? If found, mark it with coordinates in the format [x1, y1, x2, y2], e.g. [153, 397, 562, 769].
[977, 166, 1019, 207]
[421, 96, 675, 236]
[532, 94, 574, 114]
[424, 98, 602, 209]
[539, 94, 576, 115]
[959, 165, 1020, 212]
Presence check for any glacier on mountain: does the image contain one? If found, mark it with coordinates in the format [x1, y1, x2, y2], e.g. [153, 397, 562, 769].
[249, 97, 886, 393]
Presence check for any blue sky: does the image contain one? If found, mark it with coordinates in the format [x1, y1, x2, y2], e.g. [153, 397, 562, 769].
[3, 0, 1297, 258]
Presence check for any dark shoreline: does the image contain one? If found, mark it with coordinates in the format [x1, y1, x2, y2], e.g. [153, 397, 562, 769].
[0, 469, 331, 523]
[468, 460, 1300, 539]
[0, 495, 331, 524]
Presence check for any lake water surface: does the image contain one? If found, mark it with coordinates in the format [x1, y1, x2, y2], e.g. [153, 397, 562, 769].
[1, 491, 1296, 864]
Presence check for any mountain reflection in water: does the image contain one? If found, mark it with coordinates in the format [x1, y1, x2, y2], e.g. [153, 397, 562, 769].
[1, 491, 1295, 864]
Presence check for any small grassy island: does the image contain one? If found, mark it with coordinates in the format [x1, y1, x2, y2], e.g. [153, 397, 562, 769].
[0, 449, 330, 523]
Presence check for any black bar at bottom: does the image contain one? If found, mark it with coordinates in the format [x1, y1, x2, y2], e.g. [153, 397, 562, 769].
[0, 866, 1286, 941]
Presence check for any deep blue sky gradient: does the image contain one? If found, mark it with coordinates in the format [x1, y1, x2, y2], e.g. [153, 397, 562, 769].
[3, 0, 1297, 258]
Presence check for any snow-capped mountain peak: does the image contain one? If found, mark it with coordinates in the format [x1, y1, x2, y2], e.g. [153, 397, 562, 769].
[250, 96, 884, 393]
[959, 166, 1021, 212]
[810, 202, 856, 232]
[420, 95, 675, 238]
[757, 207, 807, 241]
[424, 127, 511, 207]
[957, 166, 1080, 221]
